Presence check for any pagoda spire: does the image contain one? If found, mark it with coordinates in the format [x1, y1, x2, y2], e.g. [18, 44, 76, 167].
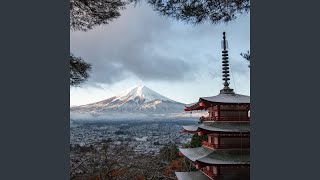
[220, 32, 235, 94]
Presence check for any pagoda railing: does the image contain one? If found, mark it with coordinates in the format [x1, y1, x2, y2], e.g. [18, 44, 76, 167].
[203, 116, 250, 122]
[201, 141, 215, 149]
[202, 169, 218, 179]
[202, 141, 250, 149]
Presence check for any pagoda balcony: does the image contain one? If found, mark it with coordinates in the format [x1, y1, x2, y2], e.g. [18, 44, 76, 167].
[201, 141, 216, 149]
[202, 141, 250, 149]
[201, 116, 250, 122]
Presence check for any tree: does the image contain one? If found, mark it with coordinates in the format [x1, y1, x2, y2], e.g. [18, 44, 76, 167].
[70, 0, 128, 31]
[147, 0, 250, 24]
[71, 0, 250, 30]
[70, 142, 134, 179]
[188, 134, 207, 148]
[70, 0, 130, 86]
[70, 54, 92, 86]
[240, 50, 250, 68]
[149, 0, 251, 70]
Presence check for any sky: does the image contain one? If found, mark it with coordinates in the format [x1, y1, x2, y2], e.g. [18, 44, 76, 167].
[70, 2, 250, 106]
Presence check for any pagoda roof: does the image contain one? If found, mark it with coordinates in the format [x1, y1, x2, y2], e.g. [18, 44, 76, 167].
[201, 93, 250, 104]
[179, 147, 250, 165]
[182, 122, 250, 133]
[185, 93, 250, 111]
[175, 171, 211, 180]
[197, 151, 250, 165]
[179, 147, 214, 161]
[182, 125, 200, 132]
[199, 122, 250, 133]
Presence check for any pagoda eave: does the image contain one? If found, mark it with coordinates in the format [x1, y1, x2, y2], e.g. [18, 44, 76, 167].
[175, 171, 211, 180]
[199, 129, 250, 135]
[179, 147, 250, 166]
[179, 147, 214, 162]
[182, 125, 200, 133]
[188, 123, 250, 134]
[184, 102, 206, 111]
[185, 93, 250, 112]
[196, 159, 250, 166]
[184, 107, 204, 111]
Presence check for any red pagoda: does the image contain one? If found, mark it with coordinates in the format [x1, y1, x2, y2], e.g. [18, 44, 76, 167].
[175, 32, 250, 180]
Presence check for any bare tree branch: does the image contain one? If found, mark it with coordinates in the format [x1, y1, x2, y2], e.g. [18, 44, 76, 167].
[240, 50, 250, 68]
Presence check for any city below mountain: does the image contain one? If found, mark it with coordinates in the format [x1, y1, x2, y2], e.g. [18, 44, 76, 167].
[70, 85, 203, 121]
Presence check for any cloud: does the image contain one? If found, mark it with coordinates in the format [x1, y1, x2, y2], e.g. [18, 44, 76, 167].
[71, 3, 196, 86]
[70, 2, 250, 87]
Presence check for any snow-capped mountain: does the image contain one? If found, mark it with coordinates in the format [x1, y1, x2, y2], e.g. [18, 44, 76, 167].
[70, 85, 194, 120]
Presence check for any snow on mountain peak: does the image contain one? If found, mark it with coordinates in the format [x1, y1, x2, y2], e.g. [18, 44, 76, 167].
[70, 85, 203, 120]
[113, 85, 175, 103]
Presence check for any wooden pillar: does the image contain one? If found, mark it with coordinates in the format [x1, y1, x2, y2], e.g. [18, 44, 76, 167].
[217, 105, 220, 121]
[217, 134, 221, 149]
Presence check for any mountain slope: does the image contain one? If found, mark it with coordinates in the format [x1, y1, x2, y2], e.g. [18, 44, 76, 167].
[70, 85, 190, 120]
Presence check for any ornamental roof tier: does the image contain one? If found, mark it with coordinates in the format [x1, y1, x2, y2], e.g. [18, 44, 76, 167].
[202, 93, 250, 104]
[175, 171, 211, 180]
[182, 125, 200, 132]
[182, 122, 250, 133]
[179, 147, 214, 162]
[197, 150, 250, 165]
[179, 147, 250, 165]
[199, 122, 250, 133]
[185, 93, 250, 111]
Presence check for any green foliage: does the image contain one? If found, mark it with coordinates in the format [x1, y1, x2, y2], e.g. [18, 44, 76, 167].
[70, 53, 92, 86]
[148, 0, 250, 24]
[188, 134, 207, 148]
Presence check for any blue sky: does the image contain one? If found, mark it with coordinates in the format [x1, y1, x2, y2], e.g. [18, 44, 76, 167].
[70, 2, 250, 106]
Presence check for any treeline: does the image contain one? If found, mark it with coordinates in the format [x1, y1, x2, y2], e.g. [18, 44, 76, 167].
[70, 132, 206, 180]
[71, 143, 189, 180]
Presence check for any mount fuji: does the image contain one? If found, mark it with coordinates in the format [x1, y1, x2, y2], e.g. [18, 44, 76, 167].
[70, 85, 198, 120]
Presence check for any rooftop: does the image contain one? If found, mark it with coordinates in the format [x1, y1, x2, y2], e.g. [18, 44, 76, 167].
[182, 122, 250, 133]
[197, 150, 250, 165]
[199, 122, 250, 133]
[201, 93, 250, 104]
[179, 147, 250, 165]
[175, 171, 211, 180]
[185, 93, 250, 111]
[179, 147, 214, 161]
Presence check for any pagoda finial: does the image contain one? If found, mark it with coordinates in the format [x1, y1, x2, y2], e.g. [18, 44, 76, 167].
[220, 32, 235, 94]
[222, 32, 227, 50]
